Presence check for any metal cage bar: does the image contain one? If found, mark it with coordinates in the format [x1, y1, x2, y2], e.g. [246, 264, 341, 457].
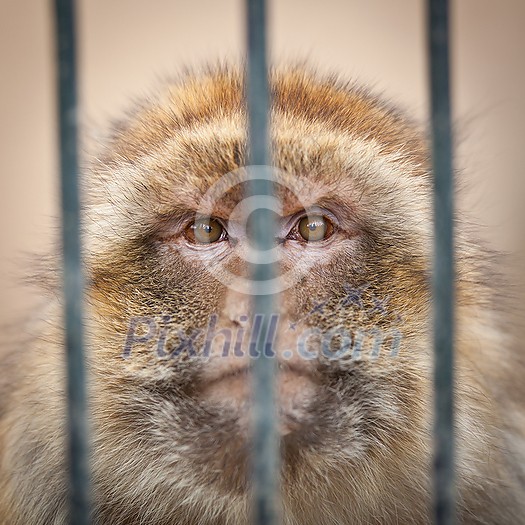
[246, 0, 281, 523]
[54, 0, 91, 523]
[428, 0, 456, 524]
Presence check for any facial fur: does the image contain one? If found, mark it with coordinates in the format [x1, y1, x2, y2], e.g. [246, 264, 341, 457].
[0, 65, 524, 525]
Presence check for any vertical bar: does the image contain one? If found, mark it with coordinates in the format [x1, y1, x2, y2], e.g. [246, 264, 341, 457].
[428, 1, 456, 524]
[245, 0, 281, 524]
[53, 1, 91, 524]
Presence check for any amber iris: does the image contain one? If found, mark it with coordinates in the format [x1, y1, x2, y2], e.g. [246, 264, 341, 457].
[298, 215, 332, 242]
[186, 218, 224, 244]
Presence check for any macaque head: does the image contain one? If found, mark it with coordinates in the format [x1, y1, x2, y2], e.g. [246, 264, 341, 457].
[86, 66, 436, 522]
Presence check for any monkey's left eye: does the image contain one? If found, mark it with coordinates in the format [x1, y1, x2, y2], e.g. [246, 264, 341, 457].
[185, 218, 225, 244]
[296, 214, 334, 242]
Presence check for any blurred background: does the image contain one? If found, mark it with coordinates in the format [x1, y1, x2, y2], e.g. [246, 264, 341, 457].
[1, 0, 524, 325]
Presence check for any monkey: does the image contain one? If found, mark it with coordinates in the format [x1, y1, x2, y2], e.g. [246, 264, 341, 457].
[0, 64, 524, 524]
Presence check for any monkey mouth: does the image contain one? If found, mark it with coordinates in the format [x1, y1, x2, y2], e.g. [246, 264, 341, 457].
[197, 360, 320, 435]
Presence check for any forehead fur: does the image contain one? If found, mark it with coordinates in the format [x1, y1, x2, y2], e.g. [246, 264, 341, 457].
[86, 65, 431, 253]
[101, 65, 426, 164]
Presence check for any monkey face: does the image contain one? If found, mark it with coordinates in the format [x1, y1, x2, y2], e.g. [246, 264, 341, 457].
[85, 67, 436, 521]
[1, 64, 522, 525]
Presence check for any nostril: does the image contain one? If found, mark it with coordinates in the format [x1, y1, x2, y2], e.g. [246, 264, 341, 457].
[231, 314, 249, 327]
[223, 290, 252, 324]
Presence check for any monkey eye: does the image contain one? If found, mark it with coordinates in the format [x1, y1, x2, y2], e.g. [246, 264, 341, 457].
[296, 214, 334, 242]
[184, 218, 225, 244]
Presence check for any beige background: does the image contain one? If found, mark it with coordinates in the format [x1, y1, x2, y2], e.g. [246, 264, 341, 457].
[1, 0, 524, 325]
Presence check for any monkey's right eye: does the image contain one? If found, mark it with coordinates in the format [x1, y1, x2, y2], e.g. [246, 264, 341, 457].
[184, 218, 225, 244]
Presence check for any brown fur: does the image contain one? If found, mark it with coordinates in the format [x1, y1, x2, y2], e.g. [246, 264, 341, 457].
[0, 64, 523, 524]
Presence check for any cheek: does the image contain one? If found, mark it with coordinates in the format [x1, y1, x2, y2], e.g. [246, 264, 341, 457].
[154, 246, 225, 301]
[93, 246, 229, 344]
